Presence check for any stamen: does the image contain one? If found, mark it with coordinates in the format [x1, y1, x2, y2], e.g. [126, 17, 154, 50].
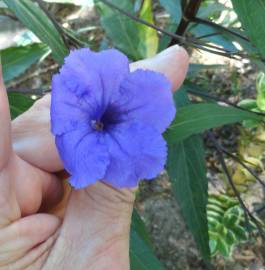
[91, 120, 104, 131]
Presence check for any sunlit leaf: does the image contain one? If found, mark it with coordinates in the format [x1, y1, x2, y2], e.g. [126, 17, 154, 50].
[1, 43, 50, 82]
[256, 72, 265, 111]
[232, 0, 265, 57]
[4, 0, 69, 64]
[96, 0, 157, 60]
[138, 0, 158, 57]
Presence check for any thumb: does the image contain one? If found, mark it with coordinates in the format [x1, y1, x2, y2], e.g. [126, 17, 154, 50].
[130, 45, 189, 91]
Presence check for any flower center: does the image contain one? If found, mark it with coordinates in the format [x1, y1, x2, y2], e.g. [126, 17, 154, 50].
[91, 105, 124, 132]
[91, 120, 104, 131]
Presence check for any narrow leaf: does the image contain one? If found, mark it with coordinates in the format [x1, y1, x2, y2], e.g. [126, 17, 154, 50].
[7, 92, 34, 119]
[165, 103, 262, 144]
[232, 0, 265, 57]
[1, 43, 50, 82]
[130, 229, 165, 270]
[166, 89, 211, 265]
[4, 0, 69, 63]
[96, 0, 157, 60]
[138, 0, 158, 57]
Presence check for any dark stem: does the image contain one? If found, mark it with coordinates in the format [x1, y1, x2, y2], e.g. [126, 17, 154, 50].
[221, 149, 265, 189]
[208, 131, 265, 241]
[171, 0, 203, 42]
[98, 0, 265, 62]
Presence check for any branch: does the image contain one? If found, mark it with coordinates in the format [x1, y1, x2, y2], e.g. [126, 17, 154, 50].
[98, 0, 265, 62]
[208, 131, 265, 241]
[192, 17, 249, 42]
[221, 149, 265, 189]
[170, 0, 203, 43]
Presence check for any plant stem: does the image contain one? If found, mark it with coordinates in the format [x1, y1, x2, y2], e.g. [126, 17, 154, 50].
[169, 0, 203, 46]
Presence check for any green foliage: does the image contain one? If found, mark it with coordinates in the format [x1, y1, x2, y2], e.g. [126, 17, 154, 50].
[7, 92, 34, 119]
[208, 194, 256, 257]
[158, 0, 180, 49]
[138, 0, 158, 57]
[167, 89, 211, 265]
[43, 0, 93, 5]
[256, 72, 265, 111]
[4, 0, 69, 64]
[165, 103, 262, 144]
[238, 72, 265, 128]
[131, 211, 165, 270]
[1, 43, 50, 82]
[96, 0, 158, 60]
[232, 0, 265, 58]
[130, 229, 166, 270]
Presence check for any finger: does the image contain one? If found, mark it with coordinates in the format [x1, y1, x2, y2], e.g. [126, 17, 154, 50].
[0, 62, 12, 169]
[0, 233, 56, 270]
[12, 94, 63, 172]
[0, 213, 60, 267]
[130, 45, 189, 91]
[11, 155, 64, 216]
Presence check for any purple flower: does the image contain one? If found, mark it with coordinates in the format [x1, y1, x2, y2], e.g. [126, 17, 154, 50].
[51, 48, 176, 189]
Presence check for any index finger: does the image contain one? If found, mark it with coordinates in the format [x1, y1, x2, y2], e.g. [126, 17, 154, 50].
[0, 62, 12, 170]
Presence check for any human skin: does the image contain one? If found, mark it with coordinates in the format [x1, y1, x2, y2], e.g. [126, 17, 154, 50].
[0, 45, 189, 270]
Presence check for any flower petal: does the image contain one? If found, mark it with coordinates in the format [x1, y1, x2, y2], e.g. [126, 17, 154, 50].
[51, 49, 130, 135]
[60, 48, 130, 104]
[56, 127, 109, 189]
[116, 69, 176, 133]
[103, 122, 167, 188]
[51, 74, 95, 135]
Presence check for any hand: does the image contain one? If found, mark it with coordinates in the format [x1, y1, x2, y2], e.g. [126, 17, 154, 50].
[0, 45, 189, 270]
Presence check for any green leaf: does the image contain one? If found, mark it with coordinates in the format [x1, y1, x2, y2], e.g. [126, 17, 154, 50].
[166, 89, 211, 265]
[130, 229, 165, 270]
[256, 72, 265, 111]
[96, 0, 156, 60]
[190, 24, 237, 52]
[4, 0, 69, 64]
[159, 0, 182, 24]
[138, 0, 158, 57]
[231, 0, 265, 57]
[157, 0, 180, 50]
[131, 210, 152, 247]
[216, 237, 231, 257]
[1, 43, 50, 82]
[165, 103, 262, 144]
[197, 2, 225, 18]
[238, 99, 257, 110]
[43, 0, 93, 5]
[7, 92, 34, 119]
